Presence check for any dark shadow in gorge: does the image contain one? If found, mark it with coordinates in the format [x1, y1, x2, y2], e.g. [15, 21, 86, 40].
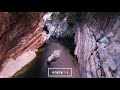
[15, 35, 79, 78]
[53, 34, 76, 57]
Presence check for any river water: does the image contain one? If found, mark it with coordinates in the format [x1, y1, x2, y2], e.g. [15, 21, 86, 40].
[16, 37, 80, 78]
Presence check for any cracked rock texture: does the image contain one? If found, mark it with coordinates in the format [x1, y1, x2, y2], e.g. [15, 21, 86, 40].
[1, 12, 120, 78]
[74, 12, 120, 78]
[44, 12, 120, 78]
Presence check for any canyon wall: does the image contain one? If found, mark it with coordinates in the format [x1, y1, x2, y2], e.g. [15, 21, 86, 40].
[74, 12, 120, 78]
[45, 12, 120, 78]
[0, 12, 46, 78]
[1, 12, 120, 78]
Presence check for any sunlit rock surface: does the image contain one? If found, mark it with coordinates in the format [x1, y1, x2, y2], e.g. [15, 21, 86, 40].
[0, 12, 48, 78]
[1, 12, 120, 78]
[45, 12, 74, 38]
[0, 50, 37, 78]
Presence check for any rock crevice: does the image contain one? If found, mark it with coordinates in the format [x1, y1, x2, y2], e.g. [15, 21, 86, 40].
[74, 12, 120, 78]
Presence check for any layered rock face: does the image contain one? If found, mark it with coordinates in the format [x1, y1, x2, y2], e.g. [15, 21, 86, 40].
[45, 12, 75, 38]
[1, 12, 120, 78]
[0, 12, 46, 78]
[32, 12, 120, 78]
[74, 12, 120, 78]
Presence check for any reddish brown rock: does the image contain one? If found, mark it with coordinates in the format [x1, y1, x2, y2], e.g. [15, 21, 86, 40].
[0, 12, 46, 78]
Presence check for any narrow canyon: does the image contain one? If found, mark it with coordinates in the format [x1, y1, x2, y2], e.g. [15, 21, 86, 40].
[0, 12, 120, 78]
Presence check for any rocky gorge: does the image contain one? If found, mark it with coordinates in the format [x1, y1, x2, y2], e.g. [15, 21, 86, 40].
[0, 12, 120, 78]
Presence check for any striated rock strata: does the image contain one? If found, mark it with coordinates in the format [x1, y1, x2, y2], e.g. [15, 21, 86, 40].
[74, 12, 120, 78]
[0, 12, 47, 78]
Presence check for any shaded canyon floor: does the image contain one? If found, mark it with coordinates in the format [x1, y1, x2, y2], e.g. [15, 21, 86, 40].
[16, 38, 80, 78]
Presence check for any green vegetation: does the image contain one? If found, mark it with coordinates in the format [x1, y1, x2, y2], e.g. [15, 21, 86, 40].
[58, 12, 81, 25]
